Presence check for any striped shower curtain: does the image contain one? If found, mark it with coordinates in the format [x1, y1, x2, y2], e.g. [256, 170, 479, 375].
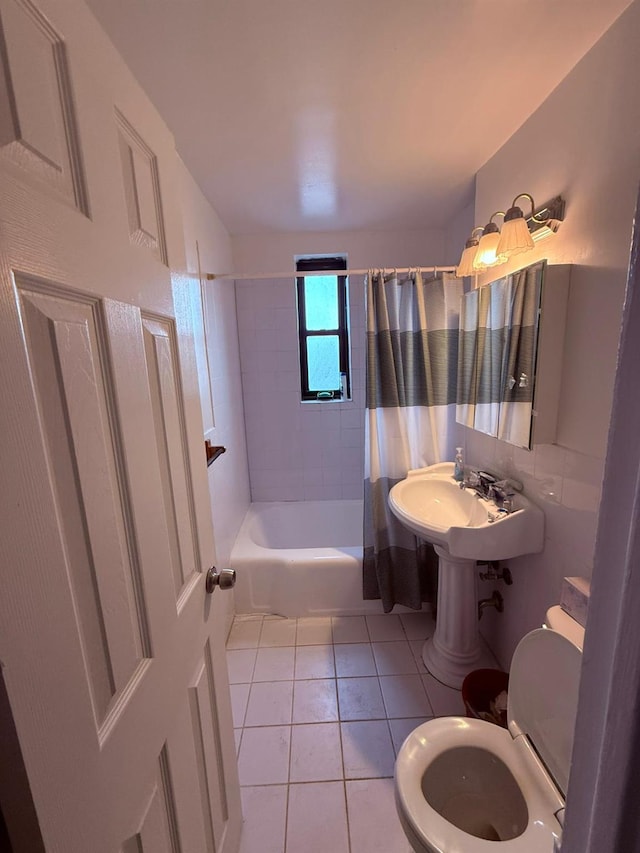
[497, 264, 542, 445]
[456, 283, 505, 436]
[363, 270, 462, 612]
[456, 262, 542, 446]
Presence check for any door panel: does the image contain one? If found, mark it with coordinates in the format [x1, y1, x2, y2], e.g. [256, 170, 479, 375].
[116, 110, 168, 264]
[0, 0, 241, 849]
[17, 280, 151, 727]
[4, 273, 240, 852]
[190, 640, 231, 851]
[142, 314, 200, 603]
[121, 748, 181, 853]
[0, 0, 88, 210]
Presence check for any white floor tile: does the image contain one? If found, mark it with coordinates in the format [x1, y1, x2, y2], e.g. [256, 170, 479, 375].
[239, 785, 288, 853]
[229, 608, 470, 852]
[399, 611, 436, 640]
[237, 726, 291, 786]
[244, 681, 293, 726]
[341, 720, 395, 778]
[286, 782, 349, 853]
[252, 646, 295, 681]
[289, 722, 343, 782]
[334, 643, 377, 677]
[259, 618, 297, 647]
[227, 619, 263, 649]
[372, 641, 418, 675]
[365, 614, 405, 641]
[346, 778, 412, 853]
[388, 718, 431, 755]
[230, 683, 250, 727]
[421, 672, 467, 716]
[292, 679, 338, 723]
[294, 644, 335, 679]
[296, 616, 333, 645]
[337, 676, 386, 721]
[379, 674, 433, 718]
[408, 639, 428, 673]
[332, 615, 370, 644]
[227, 648, 258, 683]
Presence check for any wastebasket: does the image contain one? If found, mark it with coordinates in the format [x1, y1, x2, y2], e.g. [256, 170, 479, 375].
[461, 668, 509, 728]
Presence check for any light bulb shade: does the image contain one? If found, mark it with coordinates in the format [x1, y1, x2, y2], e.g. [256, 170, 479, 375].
[456, 243, 479, 277]
[496, 210, 535, 258]
[473, 230, 508, 271]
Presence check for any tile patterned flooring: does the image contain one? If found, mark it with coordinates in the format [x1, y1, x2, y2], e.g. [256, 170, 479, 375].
[227, 612, 474, 853]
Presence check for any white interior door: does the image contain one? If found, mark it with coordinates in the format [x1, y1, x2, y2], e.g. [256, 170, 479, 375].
[0, 0, 241, 850]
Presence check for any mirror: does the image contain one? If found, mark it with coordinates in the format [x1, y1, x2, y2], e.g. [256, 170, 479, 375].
[456, 260, 545, 449]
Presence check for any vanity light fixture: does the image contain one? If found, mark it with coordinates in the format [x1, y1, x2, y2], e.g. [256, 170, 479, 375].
[455, 227, 484, 277]
[455, 195, 565, 278]
[496, 193, 565, 257]
[496, 193, 537, 257]
[473, 212, 508, 271]
[528, 195, 565, 242]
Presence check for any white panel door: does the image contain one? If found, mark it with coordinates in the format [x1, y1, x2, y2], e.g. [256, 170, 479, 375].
[0, 0, 241, 851]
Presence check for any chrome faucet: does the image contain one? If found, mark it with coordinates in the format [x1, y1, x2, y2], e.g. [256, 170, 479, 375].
[460, 469, 497, 499]
[460, 469, 521, 512]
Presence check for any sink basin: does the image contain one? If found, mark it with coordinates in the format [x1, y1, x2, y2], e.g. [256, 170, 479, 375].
[388, 462, 544, 561]
[388, 462, 544, 687]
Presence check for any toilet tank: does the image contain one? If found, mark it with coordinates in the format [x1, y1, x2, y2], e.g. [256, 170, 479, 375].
[546, 604, 585, 651]
[508, 627, 583, 798]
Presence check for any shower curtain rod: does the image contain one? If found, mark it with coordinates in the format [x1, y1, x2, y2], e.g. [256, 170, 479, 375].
[204, 265, 458, 281]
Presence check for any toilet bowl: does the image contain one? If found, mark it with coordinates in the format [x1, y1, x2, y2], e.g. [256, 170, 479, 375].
[395, 608, 583, 852]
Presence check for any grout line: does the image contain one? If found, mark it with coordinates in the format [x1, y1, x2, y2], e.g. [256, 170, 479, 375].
[342, 776, 352, 853]
[238, 773, 396, 788]
[283, 779, 291, 853]
[279, 689, 295, 850]
[335, 659, 352, 852]
[237, 683, 250, 729]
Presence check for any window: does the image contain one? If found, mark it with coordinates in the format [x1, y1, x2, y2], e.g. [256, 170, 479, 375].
[296, 256, 350, 401]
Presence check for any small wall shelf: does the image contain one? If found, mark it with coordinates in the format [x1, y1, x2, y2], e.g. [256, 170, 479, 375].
[205, 440, 226, 467]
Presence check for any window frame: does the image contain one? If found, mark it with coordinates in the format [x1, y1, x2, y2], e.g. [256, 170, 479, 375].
[296, 256, 351, 402]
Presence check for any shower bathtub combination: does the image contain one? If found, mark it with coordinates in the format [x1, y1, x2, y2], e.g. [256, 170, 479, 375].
[230, 499, 380, 617]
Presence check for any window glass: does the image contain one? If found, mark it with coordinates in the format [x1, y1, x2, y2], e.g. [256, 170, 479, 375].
[296, 256, 350, 401]
[304, 276, 338, 330]
[307, 335, 340, 390]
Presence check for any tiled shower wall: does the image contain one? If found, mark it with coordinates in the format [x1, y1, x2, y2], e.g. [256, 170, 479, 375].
[236, 275, 366, 501]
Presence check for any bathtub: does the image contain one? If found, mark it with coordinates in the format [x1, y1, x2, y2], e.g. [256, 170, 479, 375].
[230, 499, 380, 617]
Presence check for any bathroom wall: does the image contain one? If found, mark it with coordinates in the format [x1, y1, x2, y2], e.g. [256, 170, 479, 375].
[178, 161, 251, 612]
[455, 0, 640, 667]
[443, 198, 475, 268]
[233, 229, 445, 501]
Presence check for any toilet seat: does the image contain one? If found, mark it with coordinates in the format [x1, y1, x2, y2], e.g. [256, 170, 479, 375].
[395, 628, 583, 852]
[395, 716, 564, 852]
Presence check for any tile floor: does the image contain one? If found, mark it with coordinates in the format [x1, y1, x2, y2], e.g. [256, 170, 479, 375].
[227, 611, 475, 853]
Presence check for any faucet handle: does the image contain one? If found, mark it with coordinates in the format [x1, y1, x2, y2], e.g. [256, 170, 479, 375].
[491, 480, 516, 510]
[464, 470, 481, 488]
[477, 471, 497, 495]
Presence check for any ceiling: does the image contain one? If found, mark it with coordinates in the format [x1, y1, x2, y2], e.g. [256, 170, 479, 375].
[86, 0, 631, 236]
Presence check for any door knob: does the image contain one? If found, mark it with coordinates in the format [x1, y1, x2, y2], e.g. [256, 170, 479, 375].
[205, 566, 236, 593]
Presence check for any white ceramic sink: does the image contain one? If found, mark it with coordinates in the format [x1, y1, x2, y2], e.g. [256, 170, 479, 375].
[388, 462, 544, 561]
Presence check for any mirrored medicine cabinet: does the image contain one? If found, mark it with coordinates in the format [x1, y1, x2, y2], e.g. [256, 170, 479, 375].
[456, 260, 571, 449]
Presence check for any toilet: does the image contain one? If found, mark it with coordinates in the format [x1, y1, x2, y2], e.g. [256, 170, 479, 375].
[395, 606, 584, 852]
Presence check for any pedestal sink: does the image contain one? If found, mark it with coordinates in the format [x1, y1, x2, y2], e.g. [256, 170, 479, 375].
[388, 462, 544, 688]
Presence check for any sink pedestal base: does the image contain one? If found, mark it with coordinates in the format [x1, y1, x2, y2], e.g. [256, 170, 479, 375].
[422, 546, 494, 689]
